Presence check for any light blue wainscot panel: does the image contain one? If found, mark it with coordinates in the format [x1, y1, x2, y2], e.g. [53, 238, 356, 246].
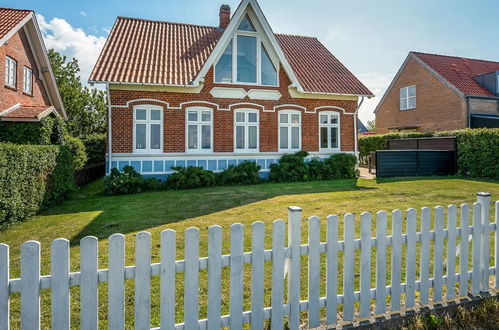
[142, 161, 153, 173]
[118, 161, 130, 171]
[154, 161, 164, 173]
[165, 160, 175, 171]
[228, 159, 237, 167]
[208, 160, 218, 171]
[187, 160, 197, 167]
[218, 160, 228, 171]
[257, 159, 266, 170]
[197, 160, 207, 169]
[130, 161, 141, 172]
[175, 160, 186, 168]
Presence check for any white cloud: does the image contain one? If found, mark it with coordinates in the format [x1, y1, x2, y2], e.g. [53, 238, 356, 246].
[356, 72, 395, 124]
[37, 14, 107, 86]
[80, 11, 87, 17]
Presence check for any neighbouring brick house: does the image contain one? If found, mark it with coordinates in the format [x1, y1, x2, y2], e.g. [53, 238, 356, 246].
[375, 52, 499, 133]
[89, 0, 373, 178]
[0, 8, 65, 122]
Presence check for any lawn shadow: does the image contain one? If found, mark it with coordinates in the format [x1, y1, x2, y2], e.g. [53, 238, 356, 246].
[49, 178, 374, 245]
[376, 175, 499, 185]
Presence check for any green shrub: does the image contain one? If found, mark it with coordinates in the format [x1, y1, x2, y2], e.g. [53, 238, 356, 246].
[43, 145, 77, 204]
[167, 166, 216, 190]
[81, 133, 106, 165]
[322, 153, 357, 179]
[64, 135, 87, 170]
[269, 151, 310, 182]
[0, 143, 58, 226]
[103, 166, 160, 195]
[307, 158, 327, 180]
[216, 161, 261, 185]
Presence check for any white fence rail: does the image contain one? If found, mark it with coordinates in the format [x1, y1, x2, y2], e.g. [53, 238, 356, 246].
[1, 193, 498, 329]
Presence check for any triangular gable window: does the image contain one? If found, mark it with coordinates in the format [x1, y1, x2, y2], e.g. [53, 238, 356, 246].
[237, 15, 256, 32]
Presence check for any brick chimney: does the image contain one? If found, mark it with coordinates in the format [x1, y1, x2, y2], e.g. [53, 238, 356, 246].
[219, 4, 231, 29]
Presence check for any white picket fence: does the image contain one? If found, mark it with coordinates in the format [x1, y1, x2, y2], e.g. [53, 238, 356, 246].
[1, 193, 498, 329]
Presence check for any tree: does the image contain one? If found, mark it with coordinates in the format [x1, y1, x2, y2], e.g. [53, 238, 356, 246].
[366, 120, 376, 132]
[48, 49, 107, 137]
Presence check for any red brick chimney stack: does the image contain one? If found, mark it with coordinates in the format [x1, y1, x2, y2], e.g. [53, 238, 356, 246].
[219, 4, 231, 29]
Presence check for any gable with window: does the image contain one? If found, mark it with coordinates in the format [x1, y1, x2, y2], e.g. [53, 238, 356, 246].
[214, 14, 278, 86]
[134, 105, 163, 153]
[186, 107, 213, 152]
[5, 56, 17, 88]
[319, 112, 340, 150]
[400, 85, 416, 110]
[279, 110, 301, 151]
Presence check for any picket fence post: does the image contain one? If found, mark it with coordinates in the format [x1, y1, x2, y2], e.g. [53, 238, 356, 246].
[472, 202, 482, 294]
[0, 244, 8, 330]
[477, 192, 491, 293]
[287, 207, 302, 330]
[51, 238, 70, 330]
[496, 201, 499, 290]
[20, 241, 40, 330]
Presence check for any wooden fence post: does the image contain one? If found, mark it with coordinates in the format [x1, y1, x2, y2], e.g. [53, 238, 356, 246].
[477, 192, 491, 293]
[80, 237, 98, 330]
[326, 215, 338, 324]
[207, 226, 222, 330]
[51, 238, 70, 330]
[495, 201, 499, 290]
[0, 244, 9, 330]
[108, 234, 125, 330]
[375, 211, 387, 314]
[250, 222, 265, 330]
[359, 212, 372, 318]
[472, 202, 482, 295]
[343, 213, 355, 321]
[229, 224, 244, 330]
[271, 219, 285, 330]
[160, 229, 176, 330]
[287, 206, 302, 330]
[21, 241, 40, 330]
[135, 232, 151, 330]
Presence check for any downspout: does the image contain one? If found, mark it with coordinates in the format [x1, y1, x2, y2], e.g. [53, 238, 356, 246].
[106, 83, 112, 175]
[354, 96, 365, 162]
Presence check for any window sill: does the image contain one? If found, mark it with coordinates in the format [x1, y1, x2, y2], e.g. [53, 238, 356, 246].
[400, 107, 417, 111]
[23, 91, 33, 97]
[4, 85, 17, 91]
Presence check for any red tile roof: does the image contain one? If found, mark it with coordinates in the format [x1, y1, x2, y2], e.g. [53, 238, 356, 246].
[412, 52, 499, 97]
[1, 105, 53, 120]
[0, 8, 32, 41]
[90, 16, 373, 96]
[276, 34, 372, 96]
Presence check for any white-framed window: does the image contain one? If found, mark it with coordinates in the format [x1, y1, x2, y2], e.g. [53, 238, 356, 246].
[5, 56, 16, 87]
[400, 85, 416, 110]
[279, 110, 301, 151]
[133, 105, 163, 153]
[23, 67, 33, 94]
[234, 109, 259, 152]
[319, 111, 340, 150]
[186, 107, 213, 152]
[214, 14, 278, 86]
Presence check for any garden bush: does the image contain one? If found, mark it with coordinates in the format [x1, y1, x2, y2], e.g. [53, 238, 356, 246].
[81, 133, 106, 166]
[166, 166, 216, 190]
[64, 135, 87, 170]
[104, 166, 160, 195]
[0, 143, 58, 226]
[322, 153, 357, 179]
[269, 151, 310, 182]
[216, 161, 261, 185]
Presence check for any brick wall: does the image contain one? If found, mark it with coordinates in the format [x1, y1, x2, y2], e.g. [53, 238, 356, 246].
[109, 67, 358, 154]
[0, 29, 51, 110]
[376, 56, 467, 133]
[469, 98, 499, 115]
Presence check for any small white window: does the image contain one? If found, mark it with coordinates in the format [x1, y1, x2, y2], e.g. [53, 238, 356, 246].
[319, 112, 340, 150]
[400, 85, 416, 110]
[133, 105, 163, 153]
[5, 56, 16, 87]
[234, 109, 259, 152]
[279, 110, 301, 151]
[186, 107, 213, 152]
[23, 67, 33, 94]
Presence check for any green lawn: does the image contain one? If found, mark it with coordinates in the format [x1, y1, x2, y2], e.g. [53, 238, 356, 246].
[1, 177, 498, 328]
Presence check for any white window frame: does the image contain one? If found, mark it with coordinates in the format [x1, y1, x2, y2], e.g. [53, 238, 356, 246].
[133, 105, 163, 153]
[278, 110, 302, 152]
[318, 111, 341, 151]
[213, 15, 279, 87]
[185, 107, 214, 153]
[23, 67, 33, 94]
[5, 56, 16, 88]
[400, 85, 416, 110]
[234, 108, 259, 152]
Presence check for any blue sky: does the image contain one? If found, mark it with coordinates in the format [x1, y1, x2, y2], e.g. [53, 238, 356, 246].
[5, 0, 499, 122]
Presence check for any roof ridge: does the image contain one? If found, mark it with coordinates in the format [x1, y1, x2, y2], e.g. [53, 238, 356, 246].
[0, 7, 33, 12]
[411, 51, 499, 65]
[117, 16, 218, 29]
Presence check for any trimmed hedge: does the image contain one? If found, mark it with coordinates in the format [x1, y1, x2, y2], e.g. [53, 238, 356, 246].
[81, 133, 106, 166]
[0, 143, 58, 226]
[359, 128, 499, 179]
[0, 116, 67, 146]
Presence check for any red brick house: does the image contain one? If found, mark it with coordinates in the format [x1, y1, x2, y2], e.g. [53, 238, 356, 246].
[0, 8, 65, 122]
[89, 0, 373, 178]
[375, 52, 499, 133]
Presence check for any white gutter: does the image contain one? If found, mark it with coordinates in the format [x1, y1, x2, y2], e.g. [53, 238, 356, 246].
[89, 80, 202, 88]
[289, 83, 374, 98]
[106, 83, 113, 175]
[354, 96, 365, 162]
